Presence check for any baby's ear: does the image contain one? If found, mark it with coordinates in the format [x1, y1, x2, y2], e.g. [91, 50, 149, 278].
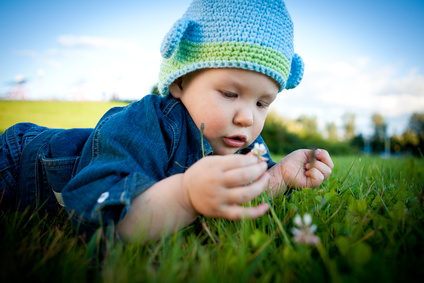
[285, 53, 304, 89]
[160, 17, 195, 59]
[169, 77, 183, 99]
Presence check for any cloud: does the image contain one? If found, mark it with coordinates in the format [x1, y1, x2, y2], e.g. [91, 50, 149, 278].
[383, 68, 424, 97]
[14, 49, 37, 57]
[42, 59, 62, 69]
[271, 57, 424, 134]
[55, 35, 161, 63]
[45, 48, 83, 57]
[307, 58, 424, 117]
[10, 34, 163, 100]
[57, 35, 140, 52]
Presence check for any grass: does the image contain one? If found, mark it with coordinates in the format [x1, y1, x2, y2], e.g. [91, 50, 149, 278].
[1, 155, 423, 282]
[1, 101, 423, 281]
[0, 100, 129, 133]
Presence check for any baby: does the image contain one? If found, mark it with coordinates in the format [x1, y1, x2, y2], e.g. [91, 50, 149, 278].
[0, 0, 333, 242]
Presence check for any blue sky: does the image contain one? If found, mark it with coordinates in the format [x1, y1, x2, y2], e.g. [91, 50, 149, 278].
[1, 0, 424, 137]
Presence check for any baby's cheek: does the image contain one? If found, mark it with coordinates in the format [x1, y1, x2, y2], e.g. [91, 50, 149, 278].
[207, 118, 227, 134]
[252, 123, 264, 139]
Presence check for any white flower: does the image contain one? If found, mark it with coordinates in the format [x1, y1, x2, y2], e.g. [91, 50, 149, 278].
[293, 214, 302, 227]
[291, 213, 320, 246]
[252, 143, 268, 161]
[303, 213, 312, 226]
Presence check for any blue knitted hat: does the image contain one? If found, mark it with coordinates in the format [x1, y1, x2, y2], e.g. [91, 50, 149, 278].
[158, 0, 304, 95]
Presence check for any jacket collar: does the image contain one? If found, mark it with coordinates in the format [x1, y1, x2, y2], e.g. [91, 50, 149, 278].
[162, 95, 214, 162]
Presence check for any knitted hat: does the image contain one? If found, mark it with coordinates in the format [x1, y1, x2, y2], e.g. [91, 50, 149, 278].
[158, 0, 304, 95]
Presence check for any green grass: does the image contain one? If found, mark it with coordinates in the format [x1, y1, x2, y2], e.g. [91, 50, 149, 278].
[1, 101, 423, 281]
[1, 155, 423, 282]
[0, 100, 129, 133]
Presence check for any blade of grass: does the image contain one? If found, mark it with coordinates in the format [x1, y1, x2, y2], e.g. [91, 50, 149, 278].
[268, 204, 293, 250]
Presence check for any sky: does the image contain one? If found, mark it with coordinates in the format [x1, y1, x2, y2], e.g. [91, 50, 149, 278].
[1, 0, 424, 137]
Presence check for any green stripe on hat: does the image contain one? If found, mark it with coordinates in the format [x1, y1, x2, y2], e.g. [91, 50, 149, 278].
[159, 39, 291, 95]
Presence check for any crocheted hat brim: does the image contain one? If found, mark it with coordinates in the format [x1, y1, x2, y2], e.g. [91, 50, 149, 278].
[159, 39, 292, 95]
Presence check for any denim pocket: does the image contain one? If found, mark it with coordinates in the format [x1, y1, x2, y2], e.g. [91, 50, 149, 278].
[41, 155, 80, 207]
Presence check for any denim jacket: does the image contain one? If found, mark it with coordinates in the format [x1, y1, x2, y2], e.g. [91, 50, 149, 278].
[1, 94, 275, 235]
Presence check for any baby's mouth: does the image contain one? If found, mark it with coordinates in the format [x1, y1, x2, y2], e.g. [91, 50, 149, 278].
[223, 135, 247, 148]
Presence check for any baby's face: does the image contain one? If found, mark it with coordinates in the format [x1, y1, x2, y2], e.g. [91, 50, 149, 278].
[173, 68, 279, 155]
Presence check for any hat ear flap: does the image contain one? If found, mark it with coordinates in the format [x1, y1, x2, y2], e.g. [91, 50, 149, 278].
[160, 17, 195, 59]
[285, 53, 304, 89]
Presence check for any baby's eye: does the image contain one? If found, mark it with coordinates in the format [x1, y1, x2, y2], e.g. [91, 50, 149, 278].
[222, 91, 237, 98]
[256, 100, 269, 108]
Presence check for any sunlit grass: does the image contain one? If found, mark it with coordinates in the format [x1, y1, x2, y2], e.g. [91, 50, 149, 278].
[1, 155, 423, 282]
[0, 100, 129, 133]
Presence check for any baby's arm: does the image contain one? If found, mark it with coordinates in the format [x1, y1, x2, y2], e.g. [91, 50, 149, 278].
[117, 155, 270, 242]
[267, 149, 334, 196]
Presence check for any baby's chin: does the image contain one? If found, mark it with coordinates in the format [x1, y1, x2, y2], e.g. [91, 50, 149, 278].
[212, 147, 240, 155]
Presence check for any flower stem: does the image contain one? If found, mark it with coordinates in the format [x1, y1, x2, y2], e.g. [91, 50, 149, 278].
[200, 123, 205, 157]
[268, 204, 293, 250]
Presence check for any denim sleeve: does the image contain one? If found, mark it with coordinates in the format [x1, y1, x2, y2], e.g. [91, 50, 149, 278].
[61, 101, 172, 234]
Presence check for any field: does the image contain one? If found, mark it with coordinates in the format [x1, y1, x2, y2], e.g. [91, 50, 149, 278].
[0, 100, 129, 133]
[1, 101, 424, 282]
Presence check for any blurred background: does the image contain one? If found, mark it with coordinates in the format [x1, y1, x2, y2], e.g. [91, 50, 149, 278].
[1, 0, 423, 156]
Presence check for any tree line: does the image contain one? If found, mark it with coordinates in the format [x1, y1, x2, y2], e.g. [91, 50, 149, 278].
[261, 111, 424, 157]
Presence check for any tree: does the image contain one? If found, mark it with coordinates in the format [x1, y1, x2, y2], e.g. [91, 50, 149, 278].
[261, 112, 306, 154]
[326, 122, 338, 141]
[342, 112, 355, 141]
[371, 113, 387, 153]
[404, 112, 424, 156]
[296, 115, 320, 139]
[408, 113, 424, 137]
[351, 134, 365, 152]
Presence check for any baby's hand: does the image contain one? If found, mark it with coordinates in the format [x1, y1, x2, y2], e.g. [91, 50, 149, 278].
[182, 155, 270, 220]
[268, 149, 334, 194]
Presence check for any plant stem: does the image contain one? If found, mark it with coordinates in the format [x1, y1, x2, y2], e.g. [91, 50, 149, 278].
[268, 204, 293, 250]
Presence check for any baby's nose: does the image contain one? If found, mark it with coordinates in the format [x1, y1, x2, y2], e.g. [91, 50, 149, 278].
[234, 108, 253, 127]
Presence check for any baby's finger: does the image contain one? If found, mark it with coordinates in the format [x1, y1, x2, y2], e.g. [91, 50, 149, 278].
[315, 149, 334, 169]
[223, 161, 268, 187]
[305, 167, 325, 188]
[226, 172, 270, 204]
[218, 154, 260, 171]
[222, 203, 270, 221]
[305, 160, 332, 180]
